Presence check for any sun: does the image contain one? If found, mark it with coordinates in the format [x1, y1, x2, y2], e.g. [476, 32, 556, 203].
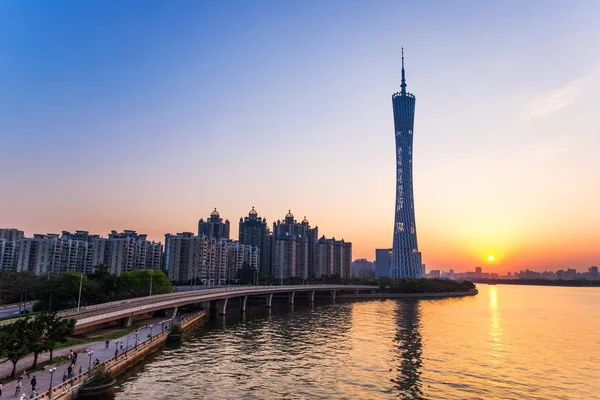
[488, 255, 495, 262]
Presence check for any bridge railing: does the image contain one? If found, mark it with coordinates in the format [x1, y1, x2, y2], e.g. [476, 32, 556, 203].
[33, 310, 204, 400]
[73, 285, 378, 326]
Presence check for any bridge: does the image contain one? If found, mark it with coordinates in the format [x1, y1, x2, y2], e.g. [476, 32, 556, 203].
[57, 285, 379, 334]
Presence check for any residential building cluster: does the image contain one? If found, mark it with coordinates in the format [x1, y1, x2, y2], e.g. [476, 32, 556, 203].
[0, 207, 353, 285]
[0, 229, 162, 276]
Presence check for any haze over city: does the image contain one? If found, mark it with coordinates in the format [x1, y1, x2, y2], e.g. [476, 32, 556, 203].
[1, 0, 599, 273]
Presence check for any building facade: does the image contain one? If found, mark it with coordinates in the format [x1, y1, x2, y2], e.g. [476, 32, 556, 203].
[352, 258, 374, 277]
[375, 248, 392, 278]
[271, 211, 318, 278]
[198, 208, 230, 239]
[391, 49, 423, 278]
[238, 207, 271, 274]
[314, 236, 352, 279]
[0, 228, 24, 241]
[3, 230, 162, 276]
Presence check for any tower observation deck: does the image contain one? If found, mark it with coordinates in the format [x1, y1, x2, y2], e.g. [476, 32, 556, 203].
[390, 49, 422, 278]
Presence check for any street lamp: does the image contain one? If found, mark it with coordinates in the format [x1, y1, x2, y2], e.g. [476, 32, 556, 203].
[149, 268, 154, 296]
[149, 324, 154, 340]
[126, 335, 131, 349]
[87, 351, 94, 371]
[114, 340, 120, 354]
[48, 367, 57, 391]
[135, 330, 139, 349]
[161, 320, 165, 332]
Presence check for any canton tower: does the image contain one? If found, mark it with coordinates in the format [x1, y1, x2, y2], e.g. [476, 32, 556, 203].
[390, 48, 423, 278]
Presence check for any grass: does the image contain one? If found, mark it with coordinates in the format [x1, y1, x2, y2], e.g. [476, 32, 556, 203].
[57, 327, 137, 348]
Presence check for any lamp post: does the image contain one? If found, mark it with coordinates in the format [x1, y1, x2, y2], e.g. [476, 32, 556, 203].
[87, 351, 94, 371]
[77, 272, 83, 312]
[149, 324, 154, 340]
[161, 320, 165, 332]
[114, 340, 120, 354]
[149, 268, 154, 296]
[126, 335, 131, 350]
[135, 330, 139, 349]
[49, 367, 57, 391]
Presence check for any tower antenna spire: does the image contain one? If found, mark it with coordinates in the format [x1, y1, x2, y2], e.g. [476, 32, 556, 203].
[401, 46, 407, 95]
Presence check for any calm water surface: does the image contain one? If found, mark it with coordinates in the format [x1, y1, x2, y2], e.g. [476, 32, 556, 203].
[115, 285, 600, 399]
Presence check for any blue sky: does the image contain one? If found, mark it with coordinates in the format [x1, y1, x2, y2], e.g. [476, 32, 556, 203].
[1, 1, 599, 271]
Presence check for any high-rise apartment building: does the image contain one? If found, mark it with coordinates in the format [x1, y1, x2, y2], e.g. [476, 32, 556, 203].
[226, 241, 260, 280]
[314, 236, 352, 279]
[272, 211, 318, 277]
[352, 258, 374, 277]
[375, 248, 392, 278]
[164, 232, 232, 285]
[198, 208, 230, 239]
[390, 49, 422, 278]
[238, 207, 271, 274]
[0, 239, 18, 271]
[0, 228, 24, 241]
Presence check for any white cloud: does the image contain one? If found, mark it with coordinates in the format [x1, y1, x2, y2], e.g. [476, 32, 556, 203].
[524, 78, 585, 117]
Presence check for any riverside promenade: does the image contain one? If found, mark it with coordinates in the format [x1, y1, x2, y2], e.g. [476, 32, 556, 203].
[0, 318, 168, 399]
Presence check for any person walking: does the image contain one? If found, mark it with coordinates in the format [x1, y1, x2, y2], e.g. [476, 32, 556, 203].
[62, 371, 68, 382]
[79, 365, 82, 375]
[0, 381, 3, 396]
[30, 376, 36, 391]
[105, 339, 109, 349]
[15, 379, 22, 396]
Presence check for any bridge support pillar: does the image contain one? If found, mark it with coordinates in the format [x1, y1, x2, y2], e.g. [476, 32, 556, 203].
[164, 307, 178, 318]
[239, 296, 248, 312]
[265, 293, 273, 308]
[331, 290, 337, 300]
[218, 299, 228, 315]
[288, 292, 295, 305]
[123, 315, 133, 328]
[309, 291, 315, 303]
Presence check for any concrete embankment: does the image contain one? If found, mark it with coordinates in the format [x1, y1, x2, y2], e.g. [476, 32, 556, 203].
[33, 310, 205, 400]
[338, 289, 478, 300]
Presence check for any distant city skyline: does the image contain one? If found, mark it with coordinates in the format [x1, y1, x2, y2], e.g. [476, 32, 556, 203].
[1, 1, 599, 272]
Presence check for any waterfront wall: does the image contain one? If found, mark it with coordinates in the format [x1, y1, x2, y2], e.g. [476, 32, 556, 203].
[337, 289, 478, 299]
[33, 310, 205, 400]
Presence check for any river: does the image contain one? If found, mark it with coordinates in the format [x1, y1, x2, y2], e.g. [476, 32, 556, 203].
[113, 284, 599, 399]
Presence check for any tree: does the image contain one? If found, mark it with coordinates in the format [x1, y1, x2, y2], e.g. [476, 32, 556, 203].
[42, 311, 76, 360]
[0, 317, 33, 377]
[34, 273, 82, 312]
[236, 263, 256, 285]
[26, 317, 48, 369]
[119, 269, 173, 298]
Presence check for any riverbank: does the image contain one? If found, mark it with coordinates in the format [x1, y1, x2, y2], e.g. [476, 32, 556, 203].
[29, 310, 205, 400]
[338, 289, 478, 299]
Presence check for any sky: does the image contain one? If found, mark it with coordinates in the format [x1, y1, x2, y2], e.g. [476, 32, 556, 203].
[1, 1, 599, 273]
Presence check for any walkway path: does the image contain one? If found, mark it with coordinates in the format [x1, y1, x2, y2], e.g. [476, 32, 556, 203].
[0, 317, 173, 399]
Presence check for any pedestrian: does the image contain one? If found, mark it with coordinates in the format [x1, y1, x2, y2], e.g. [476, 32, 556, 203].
[30, 376, 36, 391]
[0, 381, 3, 395]
[29, 389, 37, 399]
[120, 342, 123, 351]
[15, 379, 22, 396]
[62, 371, 67, 382]
[79, 365, 82, 375]
[105, 339, 109, 349]
[23, 369, 30, 379]
[68, 349, 73, 360]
